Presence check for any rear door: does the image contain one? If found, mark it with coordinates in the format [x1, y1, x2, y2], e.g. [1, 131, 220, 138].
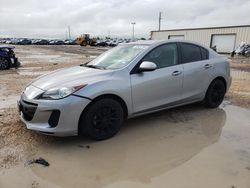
[130, 43, 183, 113]
[180, 43, 213, 101]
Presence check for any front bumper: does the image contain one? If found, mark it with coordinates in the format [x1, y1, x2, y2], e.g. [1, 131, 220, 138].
[18, 95, 91, 136]
[9, 57, 20, 68]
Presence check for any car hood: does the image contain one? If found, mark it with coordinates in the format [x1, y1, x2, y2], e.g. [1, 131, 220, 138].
[31, 66, 114, 90]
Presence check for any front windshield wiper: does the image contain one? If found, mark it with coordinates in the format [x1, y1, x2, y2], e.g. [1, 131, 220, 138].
[80, 64, 106, 70]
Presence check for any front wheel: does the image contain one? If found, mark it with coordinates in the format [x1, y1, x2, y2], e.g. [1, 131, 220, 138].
[203, 79, 226, 108]
[79, 98, 124, 140]
[245, 52, 250, 58]
[0, 57, 10, 70]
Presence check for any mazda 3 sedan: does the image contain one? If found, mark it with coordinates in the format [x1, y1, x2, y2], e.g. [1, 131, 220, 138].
[18, 40, 231, 140]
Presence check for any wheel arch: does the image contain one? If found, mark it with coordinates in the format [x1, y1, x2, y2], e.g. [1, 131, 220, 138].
[204, 76, 227, 100]
[212, 76, 227, 90]
[0, 56, 10, 70]
[78, 93, 128, 134]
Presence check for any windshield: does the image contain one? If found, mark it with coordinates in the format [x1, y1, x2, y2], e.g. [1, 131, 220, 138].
[86, 44, 149, 70]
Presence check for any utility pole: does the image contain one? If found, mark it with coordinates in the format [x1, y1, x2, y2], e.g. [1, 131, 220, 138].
[68, 25, 71, 40]
[131, 22, 136, 41]
[158, 12, 162, 31]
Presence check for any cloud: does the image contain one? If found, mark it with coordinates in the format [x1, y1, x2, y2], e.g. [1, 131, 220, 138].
[0, 0, 249, 39]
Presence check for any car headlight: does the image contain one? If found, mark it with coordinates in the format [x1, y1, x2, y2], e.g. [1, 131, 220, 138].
[39, 84, 87, 100]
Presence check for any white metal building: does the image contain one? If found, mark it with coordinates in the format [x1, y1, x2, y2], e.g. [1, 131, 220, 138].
[151, 25, 250, 53]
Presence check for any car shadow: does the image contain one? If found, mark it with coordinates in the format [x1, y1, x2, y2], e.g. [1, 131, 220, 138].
[29, 104, 226, 187]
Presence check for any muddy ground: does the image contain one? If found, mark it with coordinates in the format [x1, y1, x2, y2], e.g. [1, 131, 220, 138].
[0, 45, 250, 188]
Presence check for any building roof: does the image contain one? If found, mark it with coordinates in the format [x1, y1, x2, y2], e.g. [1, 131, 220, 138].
[151, 24, 250, 33]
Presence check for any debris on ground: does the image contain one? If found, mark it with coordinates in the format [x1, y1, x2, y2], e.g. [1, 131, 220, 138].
[26, 157, 50, 167]
[31, 181, 39, 188]
[78, 145, 90, 149]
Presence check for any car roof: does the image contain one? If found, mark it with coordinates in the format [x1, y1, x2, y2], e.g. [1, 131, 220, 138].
[126, 39, 203, 45]
[128, 40, 162, 45]
[0, 45, 15, 49]
[123, 39, 211, 50]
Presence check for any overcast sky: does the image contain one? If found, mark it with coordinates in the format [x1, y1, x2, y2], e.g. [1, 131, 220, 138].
[0, 0, 250, 39]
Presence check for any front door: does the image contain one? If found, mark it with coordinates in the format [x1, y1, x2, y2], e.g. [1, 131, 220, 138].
[130, 43, 183, 113]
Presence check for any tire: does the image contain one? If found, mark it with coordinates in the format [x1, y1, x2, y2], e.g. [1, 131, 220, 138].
[245, 52, 250, 58]
[203, 79, 226, 108]
[79, 98, 124, 140]
[0, 57, 10, 70]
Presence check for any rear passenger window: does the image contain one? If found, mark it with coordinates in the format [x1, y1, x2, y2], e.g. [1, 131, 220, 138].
[181, 43, 202, 63]
[201, 47, 208, 60]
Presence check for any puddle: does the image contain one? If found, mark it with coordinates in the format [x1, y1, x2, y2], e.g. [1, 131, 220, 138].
[0, 95, 19, 109]
[0, 104, 250, 187]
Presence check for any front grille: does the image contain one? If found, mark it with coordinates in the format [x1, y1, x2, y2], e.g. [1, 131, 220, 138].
[20, 99, 38, 121]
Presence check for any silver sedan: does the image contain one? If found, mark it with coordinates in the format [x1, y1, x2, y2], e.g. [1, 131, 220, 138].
[18, 40, 232, 140]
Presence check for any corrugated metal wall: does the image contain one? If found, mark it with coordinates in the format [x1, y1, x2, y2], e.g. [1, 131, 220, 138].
[151, 26, 250, 49]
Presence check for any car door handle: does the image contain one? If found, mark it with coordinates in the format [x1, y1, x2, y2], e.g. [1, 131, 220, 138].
[204, 64, 212, 69]
[172, 71, 182, 76]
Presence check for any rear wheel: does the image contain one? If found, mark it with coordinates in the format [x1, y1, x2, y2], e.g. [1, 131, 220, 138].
[203, 79, 226, 108]
[245, 51, 250, 58]
[0, 57, 10, 70]
[79, 98, 124, 140]
[80, 41, 87, 46]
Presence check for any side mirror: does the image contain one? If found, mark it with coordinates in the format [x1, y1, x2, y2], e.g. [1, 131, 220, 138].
[138, 61, 157, 73]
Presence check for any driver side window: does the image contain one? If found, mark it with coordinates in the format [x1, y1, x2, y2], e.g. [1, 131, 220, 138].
[142, 43, 178, 69]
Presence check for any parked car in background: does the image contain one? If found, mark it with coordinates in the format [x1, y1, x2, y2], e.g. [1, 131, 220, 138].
[18, 40, 231, 140]
[63, 40, 71, 45]
[32, 39, 41, 45]
[49, 40, 56, 45]
[69, 40, 77, 45]
[0, 46, 20, 70]
[0, 39, 6, 43]
[9, 39, 19, 45]
[38, 39, 49, 45]
[17, 39, 32, 45]
[54, 40, 64, 45]
[96, 40, 108, 47]
[5, 40, 12, 44]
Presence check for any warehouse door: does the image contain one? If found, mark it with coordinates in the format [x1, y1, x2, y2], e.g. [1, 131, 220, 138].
[168, 35, 185, 40]
[211, 34, 236, 53]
